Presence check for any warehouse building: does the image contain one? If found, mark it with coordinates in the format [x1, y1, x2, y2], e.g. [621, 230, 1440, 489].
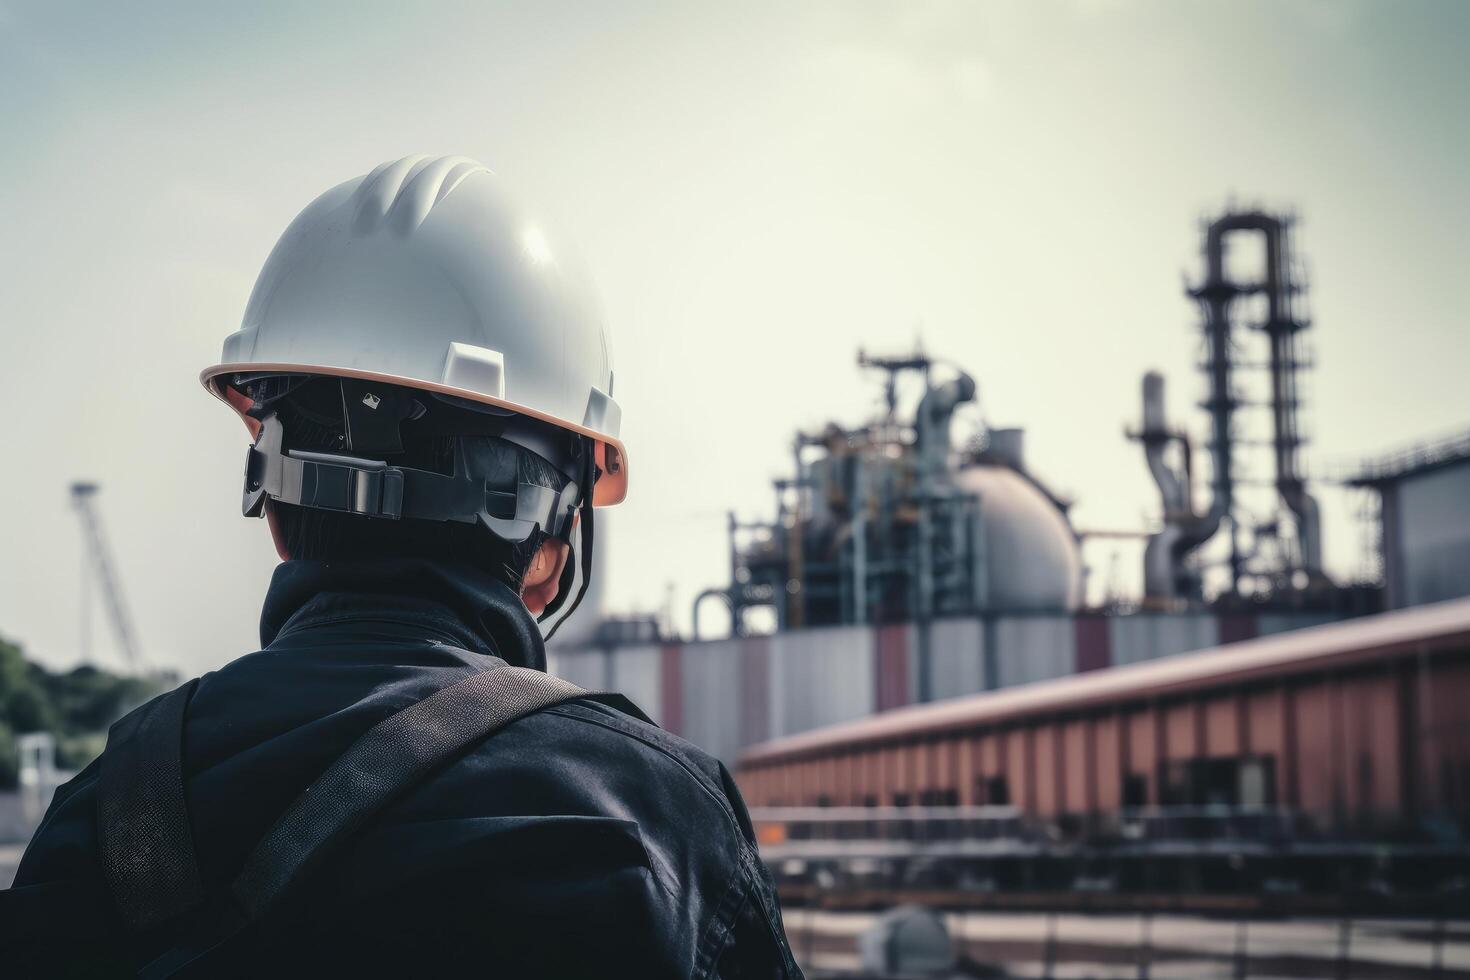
[1351, 430, 1470, 610]
[734, 598, 1470, 828]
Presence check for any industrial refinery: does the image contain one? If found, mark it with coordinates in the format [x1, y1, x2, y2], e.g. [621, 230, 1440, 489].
[5, 4, 1469, 976]
[553, 207, 1468, 736]
[550, 209, 1470, 922]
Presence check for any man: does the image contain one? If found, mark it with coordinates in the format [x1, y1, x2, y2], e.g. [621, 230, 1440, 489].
[4, 156, 803, 978]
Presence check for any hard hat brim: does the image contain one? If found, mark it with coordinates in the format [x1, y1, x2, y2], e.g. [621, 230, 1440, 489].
[201, 361, 628, 506]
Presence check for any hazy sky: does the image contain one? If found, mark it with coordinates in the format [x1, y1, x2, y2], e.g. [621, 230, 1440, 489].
[1, 0, 1466, 673]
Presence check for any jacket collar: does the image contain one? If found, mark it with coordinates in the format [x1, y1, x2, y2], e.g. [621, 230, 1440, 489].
[259, 558, 547, 670]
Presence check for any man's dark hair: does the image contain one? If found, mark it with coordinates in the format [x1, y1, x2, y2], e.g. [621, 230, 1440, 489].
[266, 379, 572, 591]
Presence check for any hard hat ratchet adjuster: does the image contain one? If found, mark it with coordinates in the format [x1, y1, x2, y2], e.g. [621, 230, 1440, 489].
[243, 415, 580, 544]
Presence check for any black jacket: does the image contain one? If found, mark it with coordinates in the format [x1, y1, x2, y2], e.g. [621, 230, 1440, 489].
[4, 559, 803, 978]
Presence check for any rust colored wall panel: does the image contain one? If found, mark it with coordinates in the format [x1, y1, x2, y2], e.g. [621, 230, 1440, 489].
[1204, 695, 1240, 757]
[1127, 710, 1155, 777]
[1095, 714, 1122, 812]
[995, 730, 1011, 803]
[980, 732, 1001, 776]
[958, 737, 977, 804]
[859, 749, 880, 805]
[934, 739, 955, 798]
[882, 745, 904, 804]
[890, 744, 910, 800]
[913, 741, 931, 796]
[830, 754, 847, 805]
[1007, 729, 1029, 810]
[1164, 701, 1198, 760]
[1062, 720, 1089, 814]
[1340, 671, 1400, 813]
[1365, 674, 1403, 813]
[1247, 688, 1287, 801]
[737, 767, 758, 804]
[1424, 656, 1470, 811]
[1293, 684, 1336, 814]
[758, 764, 782, 805]
[1034, 727, 1058, 816]
[1248, 688, 1284, 754]
[735, 639, 1467, 827]
[823, 758, 846, 805]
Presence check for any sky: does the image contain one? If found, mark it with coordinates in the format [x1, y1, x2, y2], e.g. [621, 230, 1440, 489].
[0, 0, 1466, 674]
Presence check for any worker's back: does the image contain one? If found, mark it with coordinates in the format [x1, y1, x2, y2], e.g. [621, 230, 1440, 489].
[5, 559, 802, 978]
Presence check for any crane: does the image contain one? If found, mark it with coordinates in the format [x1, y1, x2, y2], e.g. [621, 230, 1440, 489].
[70, 482, 143, 671]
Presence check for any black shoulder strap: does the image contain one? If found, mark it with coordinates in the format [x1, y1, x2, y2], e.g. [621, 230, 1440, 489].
[106, 663, 617, 976]
[230, 663, 597, 919]
[97, 679, 205, 930]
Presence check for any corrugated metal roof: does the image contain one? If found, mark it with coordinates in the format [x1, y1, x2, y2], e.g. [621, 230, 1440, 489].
[1344, 427, 1470, 485]
[739, 596, 1470, 765]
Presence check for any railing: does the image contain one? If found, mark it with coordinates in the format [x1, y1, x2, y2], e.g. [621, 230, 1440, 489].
[749, 805, 1470, 915]
[1336, 425, 1470, 484]
[751, 804, 1465, 849]
[750, 805, 1032, 846]
[784, 908, 1470, 980]
[1111, 805, 1316, 844]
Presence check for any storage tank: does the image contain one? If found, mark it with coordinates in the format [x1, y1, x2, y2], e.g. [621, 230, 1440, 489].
[955, 463, 1082, 612]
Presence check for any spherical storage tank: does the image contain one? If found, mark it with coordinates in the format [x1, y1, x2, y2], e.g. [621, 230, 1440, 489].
[953, 463, 1083, 612]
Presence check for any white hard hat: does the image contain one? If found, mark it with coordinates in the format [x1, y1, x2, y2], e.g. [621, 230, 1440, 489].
[202, 154, 627, 506]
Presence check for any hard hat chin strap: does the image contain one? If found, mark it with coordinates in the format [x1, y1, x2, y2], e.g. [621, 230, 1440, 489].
[243, 414, 581, 544]
[539, 446, 596, 640]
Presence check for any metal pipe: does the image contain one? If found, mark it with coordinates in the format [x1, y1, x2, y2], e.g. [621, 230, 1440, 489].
[1141, 372, 1187, 515]
[1136, 372, 1211, 600]
[915, 372, 976, 478]
[691, 588, 735, 641]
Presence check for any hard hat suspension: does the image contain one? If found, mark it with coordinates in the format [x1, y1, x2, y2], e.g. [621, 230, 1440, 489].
[240, 379, 590, 547]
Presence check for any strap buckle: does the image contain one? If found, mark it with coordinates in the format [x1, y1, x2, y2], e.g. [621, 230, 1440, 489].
[290, 451, 405, 519]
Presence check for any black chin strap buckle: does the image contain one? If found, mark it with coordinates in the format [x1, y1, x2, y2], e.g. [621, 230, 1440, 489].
[243, 416, 406, 520]
[290, 450, 406, 519]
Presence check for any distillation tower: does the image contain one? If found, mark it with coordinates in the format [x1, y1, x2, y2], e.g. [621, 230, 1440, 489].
[1135, 210, 1327, 606]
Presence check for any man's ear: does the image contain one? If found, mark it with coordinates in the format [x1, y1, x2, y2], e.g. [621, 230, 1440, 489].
[521, 539, 570, 616]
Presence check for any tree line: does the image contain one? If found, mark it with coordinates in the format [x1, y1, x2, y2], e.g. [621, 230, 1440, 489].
[0, 634, 167, 787]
